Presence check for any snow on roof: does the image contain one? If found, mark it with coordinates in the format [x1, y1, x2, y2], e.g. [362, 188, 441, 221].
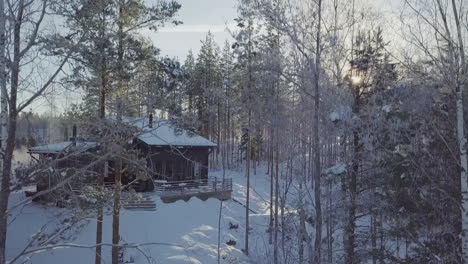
[28, 141, 97, 154]
[30, 117, 217, 153]
[115, 116, 217, 147]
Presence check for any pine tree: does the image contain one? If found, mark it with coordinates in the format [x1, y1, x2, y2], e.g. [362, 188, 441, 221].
[343, 28, 397, 264]
[193, 32, 222, 139]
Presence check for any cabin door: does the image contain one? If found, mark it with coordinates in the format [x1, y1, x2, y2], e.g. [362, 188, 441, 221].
[194, 162, 201, 180]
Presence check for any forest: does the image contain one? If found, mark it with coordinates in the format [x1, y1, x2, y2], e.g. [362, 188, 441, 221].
[0, 0, 468, 263]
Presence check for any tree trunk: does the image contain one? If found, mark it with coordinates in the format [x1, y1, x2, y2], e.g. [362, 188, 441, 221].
[371, 215, 377, 264]
[95, 5, 107, 263]
[450, 1, 468, 262]
[95, 161, 106, 264]
[217, 122, 227, 264]
[378, 213, 384, 264]
[274, 140, 279, 264]
[346, 92, 359, 264]
[269, 134, 274, 245]
[298, 180, 305, 264]
[112, 157, 122, 264]
[0, 0, 7, 173]
[312, 0, 323, 262]
[457, 77, 468, 263]
[0, 2, 23, 262]
[327, 179, 333, 263]
[244, 111, 251, 255]
[281, 164, 288, 264]
[0, 112, 17, 264]
[112, 2, 124, 263]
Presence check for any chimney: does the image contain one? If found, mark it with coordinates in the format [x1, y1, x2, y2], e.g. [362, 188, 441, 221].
[149, 114, 153, 128]
[71, 124, 77, 146]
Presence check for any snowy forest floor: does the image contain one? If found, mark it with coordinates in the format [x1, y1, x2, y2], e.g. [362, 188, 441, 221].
[6, 165, 276, 264]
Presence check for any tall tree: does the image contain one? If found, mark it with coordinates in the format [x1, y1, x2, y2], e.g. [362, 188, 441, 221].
[193, 32, 222, 139]
[232, 0, 260, 255]
[0, 0, 83, 262]
[312, 0, 323, 262]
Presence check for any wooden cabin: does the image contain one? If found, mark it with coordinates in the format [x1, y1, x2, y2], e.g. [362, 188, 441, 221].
[131, 117, 217, 182]
[28, 118, 218, 193]
[27, 138, 102, 197]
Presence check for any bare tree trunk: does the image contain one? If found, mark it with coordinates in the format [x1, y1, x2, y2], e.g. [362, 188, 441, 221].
[457, 40, 468, 264]
[327, 178, 333, 264]
[274, 139, 279, 264]
[371, 215, 377, 264]
[0, 0, 7, 177]
[312, 0, 323, 262]
[0, 2, 24, 262]
[345, 2, 357, 262]
[449, 1, 468, 261]
[269, 134, 274, 245]
[244, 110, 251, 255]
[112, 156, 122, 264]
[217, 103, 221, 167]
[378, 213, 384, 264]
[112, 2, 124, 263]
[253, 147, 257, 175]
[298, 180, 305, 264]
[95, 175, 104, 264]
[0, 108, 17, 264]
[95, 160, 106, 264]
[111, 100, 123, 264]
[217, 121, 227, 264]
[95, 4, 107, 263]
[227, 100, 231, 169]
[244, 18, 255, 255]
[346, 93, 359, 264]
[281, 159, 289, 263]
[217, 197, 223, 263]
[111, 104, 123, 264]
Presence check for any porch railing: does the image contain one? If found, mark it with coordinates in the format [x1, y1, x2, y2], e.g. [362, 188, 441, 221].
[153, 177, 232, 195]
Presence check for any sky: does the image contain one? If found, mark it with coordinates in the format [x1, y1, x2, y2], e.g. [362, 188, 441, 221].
[143, 0, 403, 61]
[32, 0, 239, 115]
[35, 0, 403, 115]
[145, 0, 238, 61]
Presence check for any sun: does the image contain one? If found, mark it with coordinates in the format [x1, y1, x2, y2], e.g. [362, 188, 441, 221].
[351, 75, 361, 85]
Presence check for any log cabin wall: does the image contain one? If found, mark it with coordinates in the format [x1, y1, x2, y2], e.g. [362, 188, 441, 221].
[139, 144, 210, 181]
[34, 152, 101, 192]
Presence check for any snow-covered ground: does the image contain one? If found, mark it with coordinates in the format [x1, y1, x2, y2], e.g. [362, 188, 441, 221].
[6, 166, 274, 264]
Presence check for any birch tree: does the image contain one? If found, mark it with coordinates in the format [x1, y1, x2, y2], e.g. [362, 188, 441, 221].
[0, 0, 85, 262]
[401, 0, 468, 261]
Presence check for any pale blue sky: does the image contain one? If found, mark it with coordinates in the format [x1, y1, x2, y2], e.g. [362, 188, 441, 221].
[145, 0, 238, 61]
[144, 0, 399, 61]
[39, 0, 402, 114]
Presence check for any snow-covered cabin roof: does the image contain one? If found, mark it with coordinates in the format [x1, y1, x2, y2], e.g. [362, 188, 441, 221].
[30, 117, 217, 153]
[28, 141, 97, 154]
[116, 116, 217, 147]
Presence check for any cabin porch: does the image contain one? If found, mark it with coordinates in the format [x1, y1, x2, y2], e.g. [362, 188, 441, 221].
[153, 177, 232, 203]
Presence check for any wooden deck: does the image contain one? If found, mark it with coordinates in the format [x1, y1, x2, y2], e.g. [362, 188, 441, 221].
[153, 177, 233, 203]
[66, 177, 233, 204]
